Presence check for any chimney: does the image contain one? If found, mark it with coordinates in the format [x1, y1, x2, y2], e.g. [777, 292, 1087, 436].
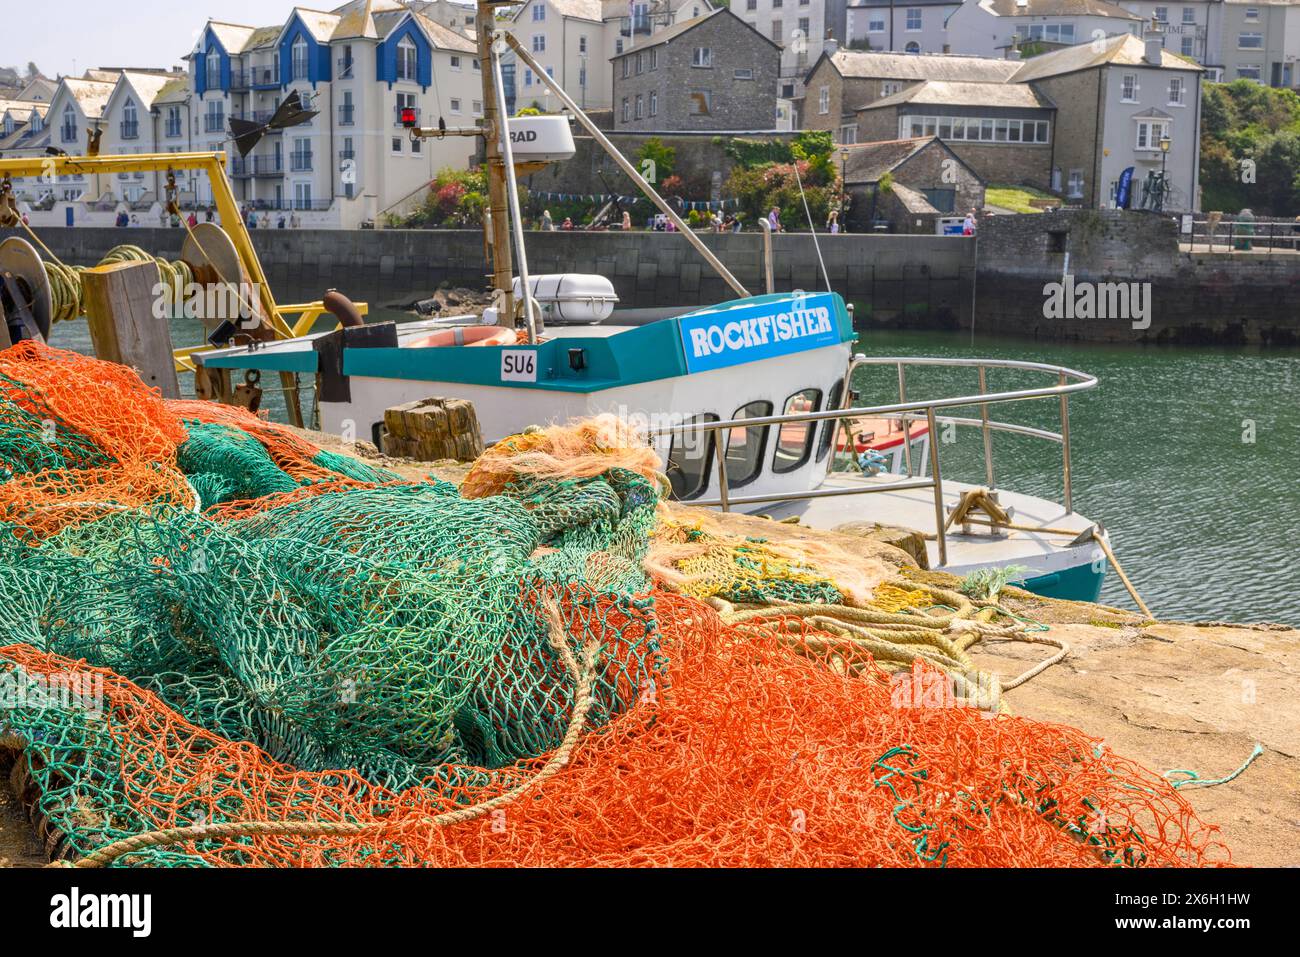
[824, 29, 839, 58]
[1144, 14, 1165, 65]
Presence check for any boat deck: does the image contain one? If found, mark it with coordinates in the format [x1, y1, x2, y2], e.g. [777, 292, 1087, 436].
[758, 474, 1096, 577]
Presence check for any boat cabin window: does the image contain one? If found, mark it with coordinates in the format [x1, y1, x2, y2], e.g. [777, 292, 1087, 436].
[773, 389, 821, 474]
[725, 401, 773, 488]
[816, 379, 845, 462]
[667, 413, 718, 501]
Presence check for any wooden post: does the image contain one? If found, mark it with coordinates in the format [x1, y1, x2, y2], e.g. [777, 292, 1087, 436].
[381, 397, 484, 462]
[80, 260, 181, 398]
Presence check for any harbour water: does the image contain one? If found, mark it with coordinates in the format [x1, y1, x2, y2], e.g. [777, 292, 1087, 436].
[49, 317, 1300, 625]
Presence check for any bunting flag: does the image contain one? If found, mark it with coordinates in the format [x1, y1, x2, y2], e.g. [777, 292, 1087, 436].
[529, 190, 737, 210]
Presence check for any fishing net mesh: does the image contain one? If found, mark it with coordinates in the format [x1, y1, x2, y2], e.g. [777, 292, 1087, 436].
[0, 343, 1229, 867]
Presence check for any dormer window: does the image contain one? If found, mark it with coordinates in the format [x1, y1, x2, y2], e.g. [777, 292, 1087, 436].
[121, 97, 138, 139]
[396, 36, 418, 81]
[292, 36, 309, 81]
[206, 49, 221, 89]
[61, 104, 77, 143]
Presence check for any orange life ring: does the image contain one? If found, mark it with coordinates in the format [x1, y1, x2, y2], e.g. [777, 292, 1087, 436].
[408, 325, 518, 348]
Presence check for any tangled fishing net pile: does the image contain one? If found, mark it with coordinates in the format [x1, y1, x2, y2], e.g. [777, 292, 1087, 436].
[0, 342, 1228, 867]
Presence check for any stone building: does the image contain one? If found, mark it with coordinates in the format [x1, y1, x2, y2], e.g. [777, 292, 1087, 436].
[839, 135, 985, 231]
[610, 8, 782, 130]
[801, 46, 1020, 142]
[855, 80, 1057, 190]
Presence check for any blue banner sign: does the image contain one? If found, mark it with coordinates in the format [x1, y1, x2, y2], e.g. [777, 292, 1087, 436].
[1116, 166, 1135, 210]
[677, 293, 844, 373]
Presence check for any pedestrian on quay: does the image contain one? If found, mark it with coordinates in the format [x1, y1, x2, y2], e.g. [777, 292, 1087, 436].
[290, 211, 301, 229]
[541, 209, 554, 231]
[962, 208, 977, 236]
[561, 216, 574, 230]
[621, 210, 631, 231]
[277, 214, 286, 229]
[826, 210, 840, 234]
[768, 207, 781, 233]
[205, 206, 215, 223]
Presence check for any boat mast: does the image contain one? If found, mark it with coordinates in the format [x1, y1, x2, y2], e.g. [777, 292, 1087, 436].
[477, 1, 515, 322]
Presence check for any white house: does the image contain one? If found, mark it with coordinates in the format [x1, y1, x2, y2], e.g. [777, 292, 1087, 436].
[43, 77, 117, 204]
[1118, 2, 1226, 71]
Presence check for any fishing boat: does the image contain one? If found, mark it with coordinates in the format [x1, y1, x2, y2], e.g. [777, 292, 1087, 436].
[0, 6, 1111, 603]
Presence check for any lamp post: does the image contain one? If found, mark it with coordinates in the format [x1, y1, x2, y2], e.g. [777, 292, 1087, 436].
[1157, 131, 1171, 212]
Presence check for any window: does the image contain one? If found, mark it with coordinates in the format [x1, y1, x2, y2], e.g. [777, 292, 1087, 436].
[689, 90, 711, 115]
[798, 17, 810, 37]
[206, 49, 221, 90]
[397, 37, 418, 81]
[650, 48, 658, 70]
[636, 52, 644, 74]
[579, 36, 587, 54]
[1028, 23, 1074, 43]
[579, 65, 587, 87]
[769, 390, 821, 473]
[524, 67, 534, 87]
[392, 135, 402, 153]
[292, 36, 309, 81]
[412, 136, 421, 154]
[869, 14, 886, 33]
[204, 100, 224, 133]
[473, 59, 480, 71]
[634, 94, 643, 119]
[395, 91, 417, 126]
[450, 55, 461, 70]
[621, 97, 630, 122]
[1182, 7, 1196, 24]
[667, 414, 718, 500]
[532, 34, 546, 53]
[1236, 65, 1262, 81]
[649, 90, 657, 116]
[1238, 33, 1263, 50]
[839, 124, 857, 145]
[1120, 73, 1138, 102]
[532, 2, 545, 21]
[621, 58, 630, 79]
[725, 401, 774, 488]
[616, 39, 623, 54]
[450, 98, 462, 114]
[1067, 170, 1084, 199]
[882, 81, 902, 96]
[1181, 36, 1195, 58]
[980, 118, 994, 141]
[1135, 119, 1170, 150]
[1154, 6, 1168, 22]
[734, 68, 753, 80]
[906, 8, 922, 31]
[473, 100, 483, 115]
[294, 182, 312, 210]
[1168, 77, 1185, 105]
[939, 117, 952, 139]
[747, 0, 757, 8]
[905, 41, 920, 54]
[1244, 6, 1259, 22]
[816, 381, 844, 462]
[165, 105, 182, 137]
[771, 20, 783, 42]
[773, 0, 782, 7]
[121, 97, 138, 139]
[693, 47, 712, 67]
[291, 136, 312, 171]
[818, 86, 829, 114]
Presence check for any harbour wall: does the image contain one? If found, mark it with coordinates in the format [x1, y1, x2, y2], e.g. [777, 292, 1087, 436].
[9, 214, 1300, 344]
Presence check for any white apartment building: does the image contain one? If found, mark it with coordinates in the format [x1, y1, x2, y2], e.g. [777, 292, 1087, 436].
[99, 72, 189, 207]
[1218, 0, 1300, 86]
[846, 1, 960, 55]
[42, 76, 117, 205]
[733, 0, 829, 97]
[946, 0, 1146, 58]
[1119, 2, 1227, 71]
[189, 0, 482, 227]
[503, 0, 719, 110]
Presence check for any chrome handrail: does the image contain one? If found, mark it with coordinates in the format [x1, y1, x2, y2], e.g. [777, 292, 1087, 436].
[654, 354, 1097, 568]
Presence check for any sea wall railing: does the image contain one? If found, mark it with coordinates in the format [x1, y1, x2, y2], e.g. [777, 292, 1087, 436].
[655, 355, 1097, 567]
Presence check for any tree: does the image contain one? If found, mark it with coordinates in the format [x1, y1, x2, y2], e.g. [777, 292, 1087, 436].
[635, 137, 676, 189]
[26, 61, 41, 79]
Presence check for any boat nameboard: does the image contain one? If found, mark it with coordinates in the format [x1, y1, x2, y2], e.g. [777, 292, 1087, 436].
[677, 292, 850, 374]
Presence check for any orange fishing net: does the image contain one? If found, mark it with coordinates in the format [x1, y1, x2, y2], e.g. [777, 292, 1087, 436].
[0, 592, 1228, 868]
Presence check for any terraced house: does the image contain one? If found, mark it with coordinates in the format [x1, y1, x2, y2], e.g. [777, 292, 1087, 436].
[189, 0, 481, 226]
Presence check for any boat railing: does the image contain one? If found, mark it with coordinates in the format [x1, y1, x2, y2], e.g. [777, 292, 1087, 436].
[653, 354, 1097, 566]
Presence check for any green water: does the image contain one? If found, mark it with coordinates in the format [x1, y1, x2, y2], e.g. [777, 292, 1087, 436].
[48, 318, 1299, 625]
[852, 330, 1300, 625]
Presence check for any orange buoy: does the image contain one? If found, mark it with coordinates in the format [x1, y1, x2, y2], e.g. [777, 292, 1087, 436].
[408, 325, 517, 349]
